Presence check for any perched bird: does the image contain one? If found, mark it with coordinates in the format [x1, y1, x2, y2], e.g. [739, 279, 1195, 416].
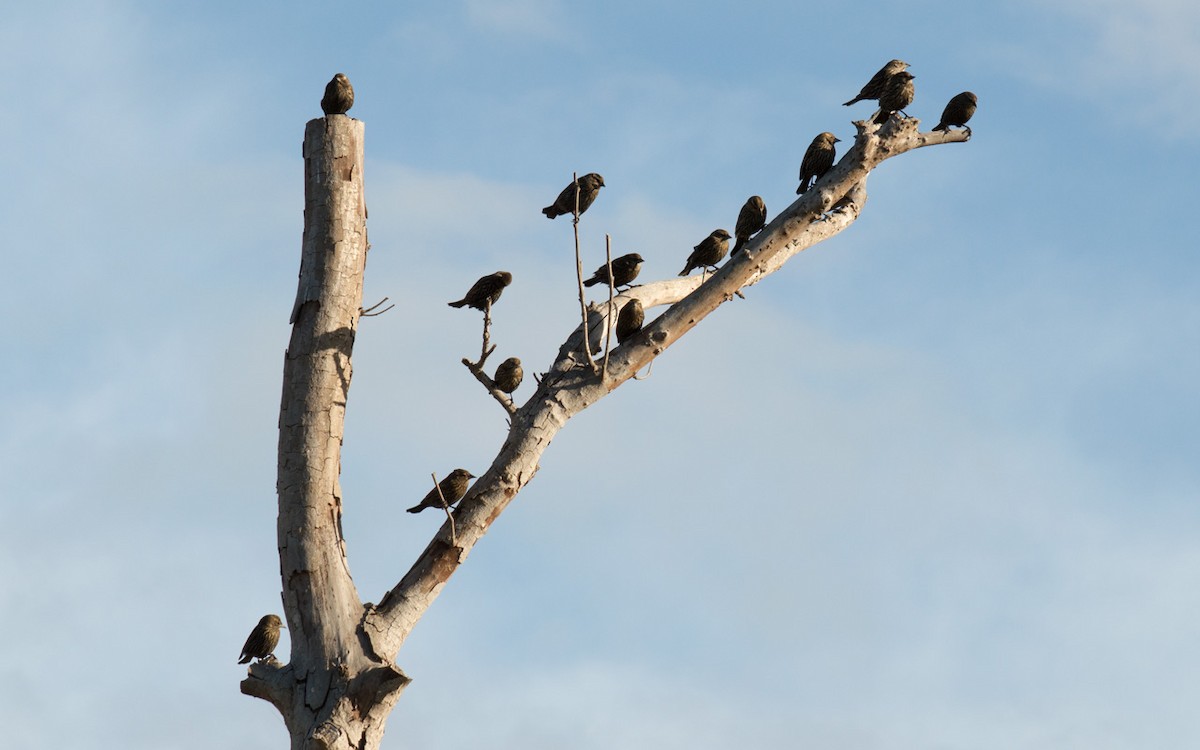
[583, 253, 645, 288]
[679, 229, 732, 276]
[321, 73, 354, 115]
[730, 196, 767, 256]
[407, 468, 476, 514]
[448, 271, 512, 311]
[543, 173, 605, 219]
[615, 298, 644, 344]
[875, 71, 916, 125]
[843, 60, 909, 106]
[796, 133, 840, 195]
[238, 614, 284, 664]
[493, 357, 523, 394]
[933, 91, 978, 137]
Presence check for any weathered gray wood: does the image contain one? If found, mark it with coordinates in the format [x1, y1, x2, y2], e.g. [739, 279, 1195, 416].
[363, 116, 968, 657]
[242, 114, 408, 750]
[245, 108, 967, 750]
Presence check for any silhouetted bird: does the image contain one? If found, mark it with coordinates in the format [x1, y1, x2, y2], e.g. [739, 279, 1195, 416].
[407, 468, 476, 514]
[875, 71, 916, 124]
[583, 253, 645, 288]
[844, 60, 909, 106]
[238, 614, 284, 664]
[543, 173, 605, 219]
[494, 357, 523, 394]
[796, 133, 840, 195]
[321, 74, 354, 115]
[615, 298, 644, 344]
[933, 91, 977, 137]
[679, 229, 732, 276]
[448, 271, 512, 311]
[730, 196, 767, 256]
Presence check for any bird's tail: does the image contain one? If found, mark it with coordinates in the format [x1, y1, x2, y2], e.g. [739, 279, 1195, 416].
[842, 97, 862, 107]
[874, 110, 891, 125]
[542, 206, 557, 218]
[932, 123, 948, 132]
[796, 182, 808, 195]
[678, 265, 690, 277]
[583, 277, 601, 287]
[447, 300, 467, 308]
[730, 238, 746, 256]
[406, 504, 424, 513]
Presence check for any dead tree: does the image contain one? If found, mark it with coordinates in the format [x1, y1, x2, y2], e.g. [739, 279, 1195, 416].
[240, 107, 970, 749]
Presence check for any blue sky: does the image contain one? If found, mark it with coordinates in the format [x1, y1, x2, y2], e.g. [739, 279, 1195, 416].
[1, 1, 1198, 748]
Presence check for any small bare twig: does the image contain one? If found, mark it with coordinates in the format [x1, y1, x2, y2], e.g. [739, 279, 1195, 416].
[571, 172, 597, 372]
[601, 234, 615, 381]
[430, 472, 457, 546]
[460, 357, 518, 416]
[360, 297, 394, 317]
[632, 360, 655, 381]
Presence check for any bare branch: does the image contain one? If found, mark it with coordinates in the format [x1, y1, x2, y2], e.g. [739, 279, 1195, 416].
[601, 234, 614, 381]
[361, 297, 394, 317]
[364, 116, 969, 659]
[431, 472, 457, 546]
[571, 172, 597, 372]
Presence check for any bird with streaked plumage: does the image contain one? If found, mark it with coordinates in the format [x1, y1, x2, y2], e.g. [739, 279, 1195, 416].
[542, 173, 605, 219]
[843, 60, 909, 106]
[407, 469, 476, 514]
[320, 73, 354, 115]
[796, 133, 840, 195]
[238, 614, 284, 664]
[731, 196, 767, 256]
[679, 229, 732, 276]
[448, 271, 512, 311]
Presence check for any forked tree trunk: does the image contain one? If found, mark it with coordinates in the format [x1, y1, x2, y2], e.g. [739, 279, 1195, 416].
[241, 103, 969, 749]
[241, 115, 407, 750]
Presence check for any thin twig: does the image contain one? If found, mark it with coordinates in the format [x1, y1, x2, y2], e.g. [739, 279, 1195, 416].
[632, 360, 655, 381]
[361, 297, 395, 316]
[460, 357, 518, 416]
[602, 234, 614, 381]
[572, 172, 597, 372]
[431, 472, 457, 546]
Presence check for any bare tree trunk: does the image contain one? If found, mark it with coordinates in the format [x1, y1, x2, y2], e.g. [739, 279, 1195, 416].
[241, 115, 408, 750]
[241, 105, 968, 748]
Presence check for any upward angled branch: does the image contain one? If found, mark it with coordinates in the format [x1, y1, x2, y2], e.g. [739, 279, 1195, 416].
[363, 115, 968, 658]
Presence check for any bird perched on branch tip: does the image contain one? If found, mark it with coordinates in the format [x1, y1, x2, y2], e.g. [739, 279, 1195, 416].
[933, 91, 977, 137]
[874, 71, 916, 125]
[321, 73, 354, 115]
[583, 253, 644, 289]
[407, 469, 476, 514]
[543, 173, 605, 219]
[731, 196, 767, 256]
[238, 614, 284, 664]
[679, 229, 732, 276]
[796, 133, 840, 195]
[844, 60, 909, 106]
[448, 271, 512, 311]
[494, 357, 523, 394]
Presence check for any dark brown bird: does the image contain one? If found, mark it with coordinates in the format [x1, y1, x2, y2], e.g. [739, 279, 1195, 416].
[875, 71, 916, 125]
[796, 133, 840, 195]
[583, 253, 645, 288]
[543, 173, 605, 219]
[844, 60, 909, 106]
[493, 357, 523, 394]
[321, 73, 354, 115]
[933, 91, 977, 137]
[615, 298, 644, 344]
[448, 271, 512, 311]
[679, 229, 732, 276]
[238, 614, 284, 664]
[730, 196, 767, 256]
[407, 468, 476, 514]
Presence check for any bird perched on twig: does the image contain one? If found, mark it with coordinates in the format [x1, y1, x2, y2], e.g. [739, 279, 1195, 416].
[542, 173, 605, 219]
[448, 271, 512, 311]
[494, 357, 523, 394]
[730, 196, 767, 256]
[615, 298, 644, 344]
[321, 73, 354, 115]
[796, 133, 840, 195]
[238, 614, 284, 664]
[843, 60, 909, 106]
[875, 71, 916, 124]
[583, 253, 644, 289]
[933, 91, 977, 137]
[679, 229, 732, 276]
[407, 469, 476, 514]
